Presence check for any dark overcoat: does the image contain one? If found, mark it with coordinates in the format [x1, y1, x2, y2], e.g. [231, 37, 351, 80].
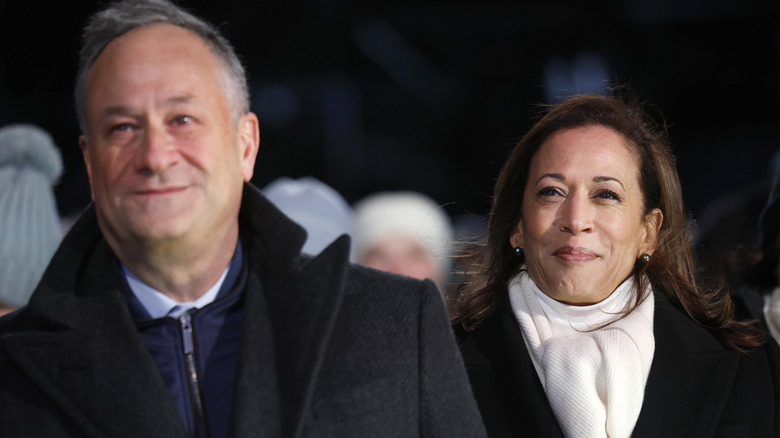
[458, 292, 780, 437]
[0, 184, 486, 438]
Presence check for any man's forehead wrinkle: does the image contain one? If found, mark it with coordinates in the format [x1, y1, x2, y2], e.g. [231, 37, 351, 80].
[94, 94, 196, 121]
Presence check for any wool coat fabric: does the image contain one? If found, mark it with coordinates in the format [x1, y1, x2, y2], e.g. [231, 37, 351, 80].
[0, 184, 486, 438]
[457, 292, 780, 438]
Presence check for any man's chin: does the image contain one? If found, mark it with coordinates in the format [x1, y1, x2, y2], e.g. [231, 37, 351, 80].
[133, 225, 189, 245]
[117, 217, 193, 248]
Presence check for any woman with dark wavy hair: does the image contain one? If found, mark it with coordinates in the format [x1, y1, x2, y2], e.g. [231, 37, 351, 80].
[454, 93, 779, 437]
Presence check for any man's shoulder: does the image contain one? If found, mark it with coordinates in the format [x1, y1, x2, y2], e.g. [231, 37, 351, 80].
[293, 246, 438, 298]
[0, 305, 66, 347]
[344, 262, 438, 298]
[0, 306, 38, 336]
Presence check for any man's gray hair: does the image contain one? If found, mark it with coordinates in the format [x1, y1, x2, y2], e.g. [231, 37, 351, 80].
[74, 0, 249, 135]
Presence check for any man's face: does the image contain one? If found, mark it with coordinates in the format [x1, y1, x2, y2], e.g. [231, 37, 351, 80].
[80, 24, 258, 255]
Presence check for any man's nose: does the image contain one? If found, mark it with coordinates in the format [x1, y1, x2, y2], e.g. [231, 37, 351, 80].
[137, 123, 179, 174]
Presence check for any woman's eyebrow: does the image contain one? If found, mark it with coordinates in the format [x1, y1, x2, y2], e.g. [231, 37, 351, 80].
[593, 176, 625, 190]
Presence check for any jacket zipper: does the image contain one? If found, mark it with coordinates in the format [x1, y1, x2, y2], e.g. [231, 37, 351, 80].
[180, 311, 209, 437]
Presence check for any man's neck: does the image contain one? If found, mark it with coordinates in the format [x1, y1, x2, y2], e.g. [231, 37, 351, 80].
[112, 229, 239, 303]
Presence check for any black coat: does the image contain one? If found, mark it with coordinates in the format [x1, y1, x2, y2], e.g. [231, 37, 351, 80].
[0, 184, 486, 438]
[458, 292, 780, 437]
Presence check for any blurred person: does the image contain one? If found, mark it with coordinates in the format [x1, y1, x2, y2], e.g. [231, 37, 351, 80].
[0, 1, 485, 437]
[353, 191, 454, 291]
[693, 180, 769, 292]
[740, 152, 780, 343]
[0, 124, 63, 316]
[455, 93, 779, 437]
[262, 176, 354, 260]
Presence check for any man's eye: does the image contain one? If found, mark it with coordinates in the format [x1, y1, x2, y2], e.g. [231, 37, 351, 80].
[173, 115, 193, 125]
[111, 123, 133, 132]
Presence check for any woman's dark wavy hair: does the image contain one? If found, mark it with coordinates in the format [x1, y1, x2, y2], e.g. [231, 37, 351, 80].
[454, 92, 764, 352]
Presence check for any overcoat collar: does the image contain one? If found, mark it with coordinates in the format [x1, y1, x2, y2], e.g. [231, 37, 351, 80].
[231, 184, 351, 438]
[632, 294, 740, 437]
[463, 292, 740, 437]
[460, 293, 563, 437]
[1, 183, 352, 438]
[2, 214, 188, 437]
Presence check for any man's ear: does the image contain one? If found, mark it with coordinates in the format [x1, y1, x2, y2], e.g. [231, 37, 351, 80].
[640, 208, 663, 256]
[79, 134, 95, 201]
[237, 112, 260, 182]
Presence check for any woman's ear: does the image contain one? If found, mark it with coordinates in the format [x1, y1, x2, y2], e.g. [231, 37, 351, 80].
[640, 208, 663, 256]
[510, 221, 523, 249]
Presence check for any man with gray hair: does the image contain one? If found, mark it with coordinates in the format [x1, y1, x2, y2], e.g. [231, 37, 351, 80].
[0, 1, 485, 437]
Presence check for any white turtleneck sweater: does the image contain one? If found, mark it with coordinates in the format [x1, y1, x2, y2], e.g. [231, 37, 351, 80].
[509, 269, 655, 438]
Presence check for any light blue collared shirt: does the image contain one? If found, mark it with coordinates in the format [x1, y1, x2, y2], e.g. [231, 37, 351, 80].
[122, 264, 231, 319]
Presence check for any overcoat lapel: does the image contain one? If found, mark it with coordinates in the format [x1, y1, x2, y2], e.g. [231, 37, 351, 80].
[269, 236, 350, 437]
[233, 184, 351, 437]
[462, 295, 564, 437]
[228, 264, 282, 438]
[1, 212, 186, 437]
[633, 295, 740, 437]
[496, 299, 565, 437]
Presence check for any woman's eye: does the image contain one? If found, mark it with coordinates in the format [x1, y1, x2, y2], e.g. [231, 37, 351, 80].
[595, 190, 621, 202]
[537, 187, 563, 197]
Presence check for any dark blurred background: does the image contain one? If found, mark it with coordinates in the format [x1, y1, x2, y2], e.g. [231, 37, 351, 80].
[2, 0, 780, 234]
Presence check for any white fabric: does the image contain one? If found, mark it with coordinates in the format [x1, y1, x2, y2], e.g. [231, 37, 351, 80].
[123, 264, 229, 319]
[262, 176, 354, 260]
[763, 286, 780, 344]
[509, 269, 655, 438]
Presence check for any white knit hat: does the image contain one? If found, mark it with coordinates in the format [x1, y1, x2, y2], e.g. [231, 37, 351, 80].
[262, 176, 354, 259]
[0, 124, 63, 308]
[352, 191, 453, 282]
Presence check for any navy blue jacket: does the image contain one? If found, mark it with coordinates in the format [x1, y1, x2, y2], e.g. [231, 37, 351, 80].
[126, 244, 246, 438]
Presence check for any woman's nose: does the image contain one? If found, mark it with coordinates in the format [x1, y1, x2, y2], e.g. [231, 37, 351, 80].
[558, 194, 594, 235]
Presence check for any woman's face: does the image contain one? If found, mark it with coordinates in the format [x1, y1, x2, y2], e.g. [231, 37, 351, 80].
[510, 125, 662, 305]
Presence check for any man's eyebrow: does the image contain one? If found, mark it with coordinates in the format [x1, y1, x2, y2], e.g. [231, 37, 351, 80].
[96, 95, 196, 121]
[98, 105, 134, 120]
[168, 94, 195, 105]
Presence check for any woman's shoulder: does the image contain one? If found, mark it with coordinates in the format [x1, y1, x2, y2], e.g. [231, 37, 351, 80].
[453, 295, 517, 365]
[638, 291, 780, 435]
[453, 317, 493, 366]
[652, 288, 779, 398]
[653, 291, 742, 353]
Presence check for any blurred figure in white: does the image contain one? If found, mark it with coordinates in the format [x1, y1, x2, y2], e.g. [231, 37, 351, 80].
[0, 124, 63, 315]
[353, 191, 453, 291]
[262, 176, 354, 260]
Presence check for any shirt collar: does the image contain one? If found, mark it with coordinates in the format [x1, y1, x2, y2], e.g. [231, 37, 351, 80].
[123, 258, 233, 319]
